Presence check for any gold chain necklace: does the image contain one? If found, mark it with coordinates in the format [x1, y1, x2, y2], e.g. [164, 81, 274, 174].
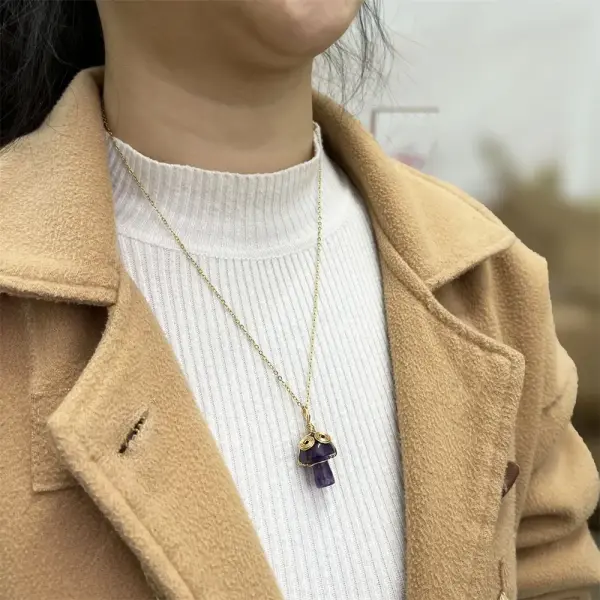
[102, 108, 338, 487]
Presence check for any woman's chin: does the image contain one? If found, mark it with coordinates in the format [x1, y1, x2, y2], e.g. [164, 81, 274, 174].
[249, 0, 362, 61]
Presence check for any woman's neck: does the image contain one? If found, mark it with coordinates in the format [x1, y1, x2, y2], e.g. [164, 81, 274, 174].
[101, 56, 315, 174]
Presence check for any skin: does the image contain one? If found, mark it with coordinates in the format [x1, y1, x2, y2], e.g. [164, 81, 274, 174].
[96, 0, 363, 173]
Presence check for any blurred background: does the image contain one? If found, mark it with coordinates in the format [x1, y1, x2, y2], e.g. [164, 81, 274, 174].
[327, 0, 600, 541]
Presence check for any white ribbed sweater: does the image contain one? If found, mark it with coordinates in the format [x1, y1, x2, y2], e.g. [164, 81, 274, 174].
[107, 128, 405, 600]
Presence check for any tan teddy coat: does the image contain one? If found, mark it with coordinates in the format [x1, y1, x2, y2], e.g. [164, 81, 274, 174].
[1, 68, 599, 600]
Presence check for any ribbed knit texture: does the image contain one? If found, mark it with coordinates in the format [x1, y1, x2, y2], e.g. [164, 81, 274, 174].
[107, 128, 405, 600]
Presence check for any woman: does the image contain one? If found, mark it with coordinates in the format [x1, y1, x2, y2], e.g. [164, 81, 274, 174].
[1, 1, 599, 599]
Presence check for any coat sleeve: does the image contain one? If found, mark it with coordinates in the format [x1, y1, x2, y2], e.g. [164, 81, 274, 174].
[516, 340, 600, 600]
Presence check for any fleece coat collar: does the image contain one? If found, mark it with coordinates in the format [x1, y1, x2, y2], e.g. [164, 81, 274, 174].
[0, 68, 532, 600]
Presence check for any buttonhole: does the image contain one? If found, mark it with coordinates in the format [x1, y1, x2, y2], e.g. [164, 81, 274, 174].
[119, 410, 149, 454]
[502, 461, 520, 498]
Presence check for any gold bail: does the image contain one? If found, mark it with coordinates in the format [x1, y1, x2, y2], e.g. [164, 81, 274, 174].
[301, 405, 316, 433]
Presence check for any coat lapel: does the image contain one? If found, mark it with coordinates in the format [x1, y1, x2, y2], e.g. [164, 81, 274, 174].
[315, 100, 526, 598]
[376, 231, 525, 598]
[47, 272, 283, 600]
[1, 68, 526, 600]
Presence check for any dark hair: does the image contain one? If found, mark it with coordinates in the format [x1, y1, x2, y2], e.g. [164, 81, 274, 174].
[0, 0, 392, 148]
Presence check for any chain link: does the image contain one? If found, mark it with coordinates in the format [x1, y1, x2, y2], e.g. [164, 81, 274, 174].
[102, 107, 323, 429]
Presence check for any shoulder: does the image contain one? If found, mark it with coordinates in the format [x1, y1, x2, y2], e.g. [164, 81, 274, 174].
[375, 156, 547, 296]
[394, 160, 507, 231]
[387, 164, 552, 344]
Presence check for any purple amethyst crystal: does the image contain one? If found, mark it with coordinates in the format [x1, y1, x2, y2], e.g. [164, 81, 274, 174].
[298, 439, 337, 488]
[312, 461, 335, 488]
[298, 441, 336, 466]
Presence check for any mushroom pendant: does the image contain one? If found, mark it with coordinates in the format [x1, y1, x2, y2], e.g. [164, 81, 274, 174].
[298, 431, 337, 488]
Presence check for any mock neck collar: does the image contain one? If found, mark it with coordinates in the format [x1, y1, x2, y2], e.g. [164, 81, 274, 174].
[107, 126, 352, 259]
